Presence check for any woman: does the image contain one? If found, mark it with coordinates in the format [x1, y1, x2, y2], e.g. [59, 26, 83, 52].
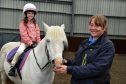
[8, 3, 41, 76]
[54, 15, 115, 84]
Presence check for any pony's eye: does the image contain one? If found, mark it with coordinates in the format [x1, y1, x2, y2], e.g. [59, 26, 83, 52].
[47, 39, 50, 43]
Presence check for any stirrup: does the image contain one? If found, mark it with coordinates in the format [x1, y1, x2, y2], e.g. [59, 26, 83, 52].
[8, 66, 17, 77]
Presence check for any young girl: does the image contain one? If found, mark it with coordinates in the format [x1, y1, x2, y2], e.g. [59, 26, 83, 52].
[8, 3, 41, 76]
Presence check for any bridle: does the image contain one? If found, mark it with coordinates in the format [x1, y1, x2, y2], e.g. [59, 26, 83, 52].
[18, 45, 51, 80]
[33, 45, 51, 72]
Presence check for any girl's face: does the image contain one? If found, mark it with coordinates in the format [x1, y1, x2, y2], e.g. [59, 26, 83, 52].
[26, 11, 35, 21]
[89, 19, 105, 38]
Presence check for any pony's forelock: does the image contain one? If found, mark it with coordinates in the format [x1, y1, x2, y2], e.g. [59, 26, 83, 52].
[45, 25, 68, 49]
[46, 26, 66, 40]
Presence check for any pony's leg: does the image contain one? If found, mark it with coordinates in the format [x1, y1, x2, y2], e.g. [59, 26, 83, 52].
[1, 71, 7, 84]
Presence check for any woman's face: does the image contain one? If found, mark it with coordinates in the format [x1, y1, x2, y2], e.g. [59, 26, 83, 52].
[89, 19, 105, 38]
[26, 11, 35, 21]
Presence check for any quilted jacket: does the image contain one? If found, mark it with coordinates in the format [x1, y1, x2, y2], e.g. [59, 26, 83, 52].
[20, 21, 41, 46]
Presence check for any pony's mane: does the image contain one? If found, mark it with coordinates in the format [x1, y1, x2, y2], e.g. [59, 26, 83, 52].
[46, 26, 67, 40]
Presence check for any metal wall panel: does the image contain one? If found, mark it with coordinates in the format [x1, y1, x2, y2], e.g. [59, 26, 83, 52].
[58, 0, 71, 1]
[0, 0, 71, 14]
[75, 0, 126, 17]
[0, 10, 71, 32]
[74, 15, 126, 36]
[72, 0, 126, 38]
[0, 9, 22, 30]
[0, 0, 71, 32]
[108, 17, 126, 36]
[38, 2, 71, 14]
[37, 12, 71, 32]
[74, 15, 89, 34]
[0, 0, 126, 39]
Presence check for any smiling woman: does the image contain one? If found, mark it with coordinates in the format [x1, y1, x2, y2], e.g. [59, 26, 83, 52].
[89, 15, 107, 39]
[53, 14, 115, 84]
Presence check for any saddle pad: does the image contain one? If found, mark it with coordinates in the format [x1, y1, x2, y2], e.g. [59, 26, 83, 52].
[7, 46, 31, 70]
[19, 49, 31, 70]
[7, 46, 19, 62]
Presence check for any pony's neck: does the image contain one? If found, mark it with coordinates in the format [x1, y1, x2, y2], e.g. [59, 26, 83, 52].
[33, 38, 49, 66]
[35, 39, 46, 53]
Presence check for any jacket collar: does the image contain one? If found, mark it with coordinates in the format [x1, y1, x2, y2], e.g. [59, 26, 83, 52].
[81, 33, 107, 47]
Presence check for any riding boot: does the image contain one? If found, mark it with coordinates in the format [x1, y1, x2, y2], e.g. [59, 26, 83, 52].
[8, 66, 17, 77]
[8, 52, 20, 77]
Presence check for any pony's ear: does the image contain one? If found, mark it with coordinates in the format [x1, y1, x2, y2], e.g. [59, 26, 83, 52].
[61, 24, 65, 29]
[43, 22, 50, 32]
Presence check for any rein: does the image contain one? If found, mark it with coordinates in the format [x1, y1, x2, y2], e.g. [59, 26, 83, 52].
[33, 45, 51, 72]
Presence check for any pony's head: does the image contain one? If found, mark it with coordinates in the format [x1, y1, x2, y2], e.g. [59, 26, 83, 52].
[43, 23, 68, 65]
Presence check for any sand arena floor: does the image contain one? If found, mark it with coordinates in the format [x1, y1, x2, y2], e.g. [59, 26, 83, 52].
[0, 52, 126, 84]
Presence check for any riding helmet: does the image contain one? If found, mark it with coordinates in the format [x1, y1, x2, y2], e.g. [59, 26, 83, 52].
[23, 3, 37, 14]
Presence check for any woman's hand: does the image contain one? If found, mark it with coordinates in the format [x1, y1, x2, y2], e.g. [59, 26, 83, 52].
[53, 65, 67, 74]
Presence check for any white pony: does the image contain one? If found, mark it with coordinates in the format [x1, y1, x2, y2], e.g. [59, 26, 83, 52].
[0, 23, 68, 84]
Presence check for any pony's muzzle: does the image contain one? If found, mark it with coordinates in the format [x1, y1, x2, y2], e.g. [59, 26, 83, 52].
[54, 57, 63, 65]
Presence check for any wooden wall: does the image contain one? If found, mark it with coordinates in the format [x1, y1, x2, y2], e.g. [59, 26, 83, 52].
[67, 36, 126, 54]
